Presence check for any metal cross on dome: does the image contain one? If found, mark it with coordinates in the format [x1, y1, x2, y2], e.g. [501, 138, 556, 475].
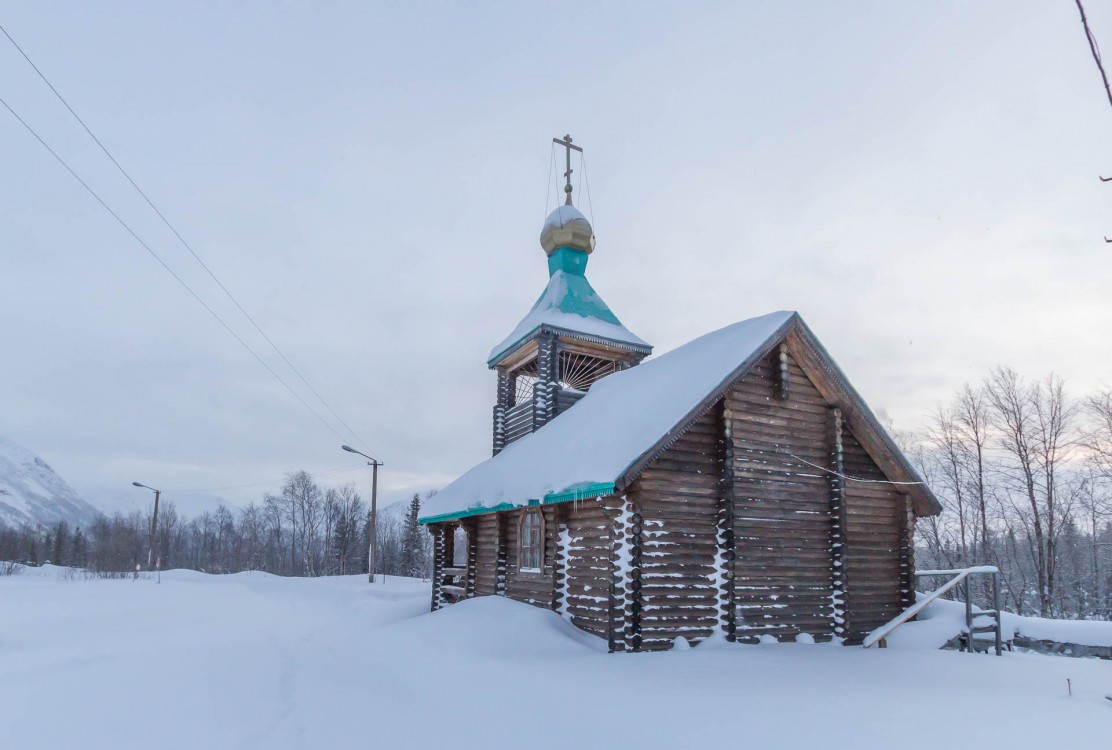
[553, 134, 583, 205]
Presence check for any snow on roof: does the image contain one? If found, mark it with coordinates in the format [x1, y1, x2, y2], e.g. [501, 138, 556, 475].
[542, 204, 589, 231]
[486, 269, 651, 365]
[424, 311, 796, 522]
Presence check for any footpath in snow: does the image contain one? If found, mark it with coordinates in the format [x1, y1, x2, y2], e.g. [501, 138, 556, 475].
[1, 566, 1109, 750]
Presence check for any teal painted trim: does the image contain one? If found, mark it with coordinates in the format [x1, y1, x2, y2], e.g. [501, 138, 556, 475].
[541, 482, 615, 505]
[418, 502, 516, 525]
[486, 267, 648, 366]
[418, 482, 615, 525]
[547, 247, 588, 277]
[555, 271, 622, 324]
[486, 323, 650, 368]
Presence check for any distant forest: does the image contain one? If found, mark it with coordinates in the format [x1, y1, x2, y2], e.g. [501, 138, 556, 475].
[0, 474, 434, 581]
[2, 365, 1111, 621]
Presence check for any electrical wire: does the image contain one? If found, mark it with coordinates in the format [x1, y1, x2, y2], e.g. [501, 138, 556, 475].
[0, 23, 376, 458]
[0, 94, 358, 450]
[784, 451, 925, 486]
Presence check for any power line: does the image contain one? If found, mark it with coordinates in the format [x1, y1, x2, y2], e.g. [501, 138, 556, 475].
[784, 451, 925, 487]
[0, 23, 376, 458]
[0, 93, 355, 448]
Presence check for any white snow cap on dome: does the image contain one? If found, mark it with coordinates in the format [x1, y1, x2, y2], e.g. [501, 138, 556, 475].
[540, 204, 594, 254]
[542, 204, 589, 231]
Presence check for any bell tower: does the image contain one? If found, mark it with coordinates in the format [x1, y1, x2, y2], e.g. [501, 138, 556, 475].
[489, 136, 652, 454]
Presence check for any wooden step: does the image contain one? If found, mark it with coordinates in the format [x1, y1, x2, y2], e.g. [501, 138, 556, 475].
[441, 585, 467, 597]
[442, 567, 468, 577]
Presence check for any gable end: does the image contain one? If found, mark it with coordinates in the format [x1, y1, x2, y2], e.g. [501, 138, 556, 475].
[616, 314, 941, 517]
[615, 314, 798, 492]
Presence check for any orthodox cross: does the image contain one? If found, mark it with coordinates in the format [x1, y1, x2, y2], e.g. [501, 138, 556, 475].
[553, 134, 583, 205]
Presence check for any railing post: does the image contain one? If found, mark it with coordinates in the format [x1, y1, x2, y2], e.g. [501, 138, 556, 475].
[993, 570, 1002, 656]
[964, 575, 973, 654]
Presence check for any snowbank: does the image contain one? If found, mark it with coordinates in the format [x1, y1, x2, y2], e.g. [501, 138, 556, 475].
[885, 593, 1112, 650]
[3, 569, 1111, 750]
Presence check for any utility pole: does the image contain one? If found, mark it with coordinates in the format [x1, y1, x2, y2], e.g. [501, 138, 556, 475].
[342, 446, 383, 583]
[369, 459, 379, 583]
[132, 482, 161, 571]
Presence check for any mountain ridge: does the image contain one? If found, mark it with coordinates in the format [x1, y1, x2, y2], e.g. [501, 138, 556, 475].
[0, 436, 100, 528]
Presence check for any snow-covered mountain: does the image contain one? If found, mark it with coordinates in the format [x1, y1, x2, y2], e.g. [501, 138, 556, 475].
[0, 436, 100, 528]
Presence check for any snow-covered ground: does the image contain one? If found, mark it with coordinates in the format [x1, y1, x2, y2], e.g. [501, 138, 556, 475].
[2, 566, 1109, 750]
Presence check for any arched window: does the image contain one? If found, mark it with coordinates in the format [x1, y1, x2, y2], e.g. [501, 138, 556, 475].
[519, 508, 544, 572]
[452, 525, 468, 567]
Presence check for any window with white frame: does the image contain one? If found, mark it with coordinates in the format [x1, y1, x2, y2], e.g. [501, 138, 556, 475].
[519, 508, 544, 572]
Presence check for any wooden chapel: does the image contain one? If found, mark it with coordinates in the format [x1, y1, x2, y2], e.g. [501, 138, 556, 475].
[419, 136, 941, 652]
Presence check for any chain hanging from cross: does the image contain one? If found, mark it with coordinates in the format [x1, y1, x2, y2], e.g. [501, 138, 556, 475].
[553, 134, 583, 206]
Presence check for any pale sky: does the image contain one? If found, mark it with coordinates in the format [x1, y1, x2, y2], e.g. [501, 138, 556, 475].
[2, 2, 1110, 516]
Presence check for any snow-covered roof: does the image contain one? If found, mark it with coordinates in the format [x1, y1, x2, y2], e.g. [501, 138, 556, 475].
[486, 268, 651, 366]
[425, 312, 796, 522]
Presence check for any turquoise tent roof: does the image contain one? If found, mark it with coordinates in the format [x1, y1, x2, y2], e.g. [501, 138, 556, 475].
[487, 247, 651, 366]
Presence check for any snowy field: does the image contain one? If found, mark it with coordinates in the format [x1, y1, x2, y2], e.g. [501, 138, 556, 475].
[2, 567, 1109, 750]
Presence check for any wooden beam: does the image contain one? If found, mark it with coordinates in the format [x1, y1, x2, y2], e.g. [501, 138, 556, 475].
[717, 400, 737, 641]
[776, 343, 790, 401]
[493, 368, 512, 455]
[550, 505, 568, 612]
[463, 518, 478, 598]
[898, 495, 915, 611]
[532, 331, 558, 431]
[829, 408, 847, 642]
[429, 524, 445, 611]
[629, 498, 644, 652]
[495, 512, 508, 596]
[601, 495, 627, 653]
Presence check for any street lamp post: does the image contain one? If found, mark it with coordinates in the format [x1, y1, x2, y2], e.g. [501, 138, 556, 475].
[342, 446, 382, 583]
[132, 481, 161, 571]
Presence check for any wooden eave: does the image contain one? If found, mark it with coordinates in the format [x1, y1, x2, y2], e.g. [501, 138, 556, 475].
[488, 323, 652, 369]
[614, 313, 942, 517]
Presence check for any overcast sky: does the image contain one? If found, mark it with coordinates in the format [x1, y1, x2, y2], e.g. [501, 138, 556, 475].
[2, 2, 1111, 517]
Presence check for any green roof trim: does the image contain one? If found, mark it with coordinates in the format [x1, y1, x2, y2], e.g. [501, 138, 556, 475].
[486, 247, 651, 366]
[546, 246, 590, 277]
[544, 249, 622, 323]
[418, 482, 615, 525]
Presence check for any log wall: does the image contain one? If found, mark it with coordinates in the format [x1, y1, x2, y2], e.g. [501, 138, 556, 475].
[626, 412, 721, 650]
[559, 499, 613, 638]
[433, 500, 617, 645]
[841, 429, 905, 644]
[727, 353, 836, 642]
[474, 513, 500, 596]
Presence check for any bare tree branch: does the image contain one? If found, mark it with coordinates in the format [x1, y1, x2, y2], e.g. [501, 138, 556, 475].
[1076, 0, 1112, 111]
